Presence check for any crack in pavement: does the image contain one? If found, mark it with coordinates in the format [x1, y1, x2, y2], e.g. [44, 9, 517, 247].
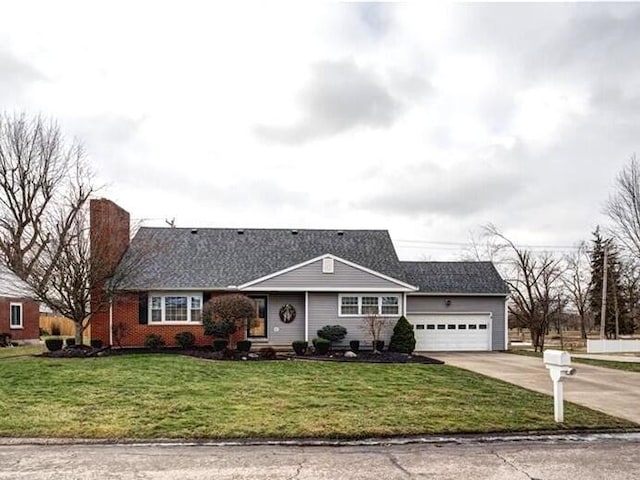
[493, 451, 540, 480]
[286, 458, 305, 480]
[387, 453, 414, 479]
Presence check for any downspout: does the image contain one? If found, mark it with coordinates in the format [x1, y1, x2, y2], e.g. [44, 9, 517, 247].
[504, 297, 509, 351]
[304, 291, 309, 342]
[109, 297, 114, 346]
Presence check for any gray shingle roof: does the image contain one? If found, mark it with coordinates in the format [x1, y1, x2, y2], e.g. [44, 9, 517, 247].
[0, 266, 34, 298]
[401, 261, 508, 295]
[120, 228, 406, 289]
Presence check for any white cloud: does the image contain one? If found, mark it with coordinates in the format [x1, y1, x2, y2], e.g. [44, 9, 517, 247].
[1, 2, 639, 260]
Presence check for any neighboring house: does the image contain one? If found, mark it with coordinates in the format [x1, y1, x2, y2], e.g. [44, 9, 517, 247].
[90, 199, 509, 351]
[0, 266, 40, 343]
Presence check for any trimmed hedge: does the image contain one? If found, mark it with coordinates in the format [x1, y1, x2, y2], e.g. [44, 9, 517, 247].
[317, 325, 347, 343]
[237, 340, 252, 352]
[175, 331, 196, 349]
[313, 337, 331, 355]
[349, 340, 360, 353]
[292, 340, 308, 355]
[144, 334, 165, 349]
[213, 339, 229, 352]
[45, 338, 64, 352]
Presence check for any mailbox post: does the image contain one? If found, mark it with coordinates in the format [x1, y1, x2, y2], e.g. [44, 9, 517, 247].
[543, 350, 576, 423]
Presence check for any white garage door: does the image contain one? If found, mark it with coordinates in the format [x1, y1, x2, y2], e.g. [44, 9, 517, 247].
[408, 314, 491, 351]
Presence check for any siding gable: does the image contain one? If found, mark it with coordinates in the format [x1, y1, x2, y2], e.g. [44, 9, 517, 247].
[240, 255, 416, 292]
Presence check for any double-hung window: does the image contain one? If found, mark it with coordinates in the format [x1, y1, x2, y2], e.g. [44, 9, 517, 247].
[149, 293, 203, 323]
[9, 303, 23, 328]
[339, 295, 401, 316]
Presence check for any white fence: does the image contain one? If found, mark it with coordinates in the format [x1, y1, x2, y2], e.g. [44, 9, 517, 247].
[587, 339, 640, 353]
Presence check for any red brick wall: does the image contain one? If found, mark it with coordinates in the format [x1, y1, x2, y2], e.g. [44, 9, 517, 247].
[92, 292, 246, 347]
[0, 296, 40, 341]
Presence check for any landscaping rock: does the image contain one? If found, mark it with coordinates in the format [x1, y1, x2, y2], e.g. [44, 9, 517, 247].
[344, 351, 357, 358]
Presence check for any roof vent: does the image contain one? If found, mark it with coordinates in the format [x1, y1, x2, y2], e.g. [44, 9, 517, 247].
[191, 229, 198, 234]
[291, 229, 298, 235]
[237, 229, 244, 235]
[337, 231, 344, 236]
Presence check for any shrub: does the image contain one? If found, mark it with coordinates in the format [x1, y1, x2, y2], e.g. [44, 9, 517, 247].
[313, 337, 331, 355]
[373, 340, 385, 352]
[349, 340, 360, 353]
[213, 339, 229, 352]
[45, 338, 64, 351]
[237, 340, 252, 352]
[144, 334, 165, 349]
[0, 333, 12, 347]
[258, 346, 277, 360]
[204, 318, 237, 339]
[317, 325, 347, 343]
[111, 322, 129, 348]
[175, 331, 196, 349]
[50, 322, 61, 336]
[39, 328, 50, 337]
[388, 316, 416, 354]
[65, 338, 76, 347]
[91, 339, 104, 349]
[292, 340, 308, 355]
[203, 294, 256, 343]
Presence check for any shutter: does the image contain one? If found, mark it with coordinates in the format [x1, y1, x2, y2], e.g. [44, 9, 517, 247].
[139, 293, 148, 324]
[203, 292, 212, 305]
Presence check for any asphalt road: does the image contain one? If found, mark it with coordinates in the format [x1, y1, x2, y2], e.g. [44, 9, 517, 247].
[1, 438, 639, 479]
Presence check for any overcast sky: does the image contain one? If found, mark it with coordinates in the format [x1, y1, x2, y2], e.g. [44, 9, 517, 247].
[2, 2, 639, 260]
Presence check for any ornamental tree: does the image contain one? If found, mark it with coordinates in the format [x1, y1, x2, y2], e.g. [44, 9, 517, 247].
[388, 316, 416, 354]
[203, 294, 256, 347]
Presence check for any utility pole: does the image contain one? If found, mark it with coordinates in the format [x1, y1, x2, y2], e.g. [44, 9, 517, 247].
[600, 245, 608, 339]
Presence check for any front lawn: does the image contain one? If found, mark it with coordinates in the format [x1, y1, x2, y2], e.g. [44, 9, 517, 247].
[0, 344, 45, 359]
[0, 355, 632, 439]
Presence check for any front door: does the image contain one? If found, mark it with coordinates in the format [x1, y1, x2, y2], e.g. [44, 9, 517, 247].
[248, 296, 267, 339]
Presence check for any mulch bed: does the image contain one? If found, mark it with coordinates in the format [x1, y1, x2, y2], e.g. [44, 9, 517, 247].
[289, 351, 444, 364]
[40, 346, 443, 364]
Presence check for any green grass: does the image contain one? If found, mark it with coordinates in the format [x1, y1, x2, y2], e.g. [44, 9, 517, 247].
[0, 344, 45, 358]
[570, 358, 640, 372]
[509, 349, 640, 373]
[0, 355, 633, 439]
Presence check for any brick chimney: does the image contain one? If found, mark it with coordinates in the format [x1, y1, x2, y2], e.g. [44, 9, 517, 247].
[90, 198, 131, 276]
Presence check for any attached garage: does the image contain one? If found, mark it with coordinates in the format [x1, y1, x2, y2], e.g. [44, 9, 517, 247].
[408, 313, 492, 351]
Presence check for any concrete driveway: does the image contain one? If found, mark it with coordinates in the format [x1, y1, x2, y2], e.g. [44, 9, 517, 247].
[432, 352, 640, 425]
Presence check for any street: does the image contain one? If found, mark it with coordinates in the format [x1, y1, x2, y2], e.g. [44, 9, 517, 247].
[1, 436, 639, 479]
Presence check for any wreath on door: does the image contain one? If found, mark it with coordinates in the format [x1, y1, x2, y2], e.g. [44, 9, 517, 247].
[279, 304, 297, 324]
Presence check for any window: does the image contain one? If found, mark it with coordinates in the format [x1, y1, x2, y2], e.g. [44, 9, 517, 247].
[381, 296, 399, 315]
[10, 303, 22, 329]
[340, 296, 358, 315]
[469, 324, 477, 330]
[190, 297, 202, 322]
[426, 324, 435, 330]
[338, 295, 401, 316]
[248, 296, 267, 338]
[149, 293, 202, 323]
[479, 324, 487, 330]
[416, 324, 425, 330]
[458, 324, 467, 330]
[447, 324, 456, 330]
[437, 324, 445, 330]
[361, 297, 379, 315]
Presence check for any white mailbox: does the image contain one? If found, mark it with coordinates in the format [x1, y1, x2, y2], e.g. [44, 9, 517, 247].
[543, 349, 576, 423]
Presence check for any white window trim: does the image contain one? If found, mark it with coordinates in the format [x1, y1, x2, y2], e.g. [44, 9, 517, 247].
[338, 294, 402, 317]
[148, 292, 203, 324]
[9, 302, 23, 329]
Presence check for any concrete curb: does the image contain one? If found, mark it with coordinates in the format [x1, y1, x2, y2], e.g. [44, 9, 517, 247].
[2, 430, 640, 448]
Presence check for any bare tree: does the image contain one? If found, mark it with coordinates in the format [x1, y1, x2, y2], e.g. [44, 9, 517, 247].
[361, 313, 391, 352]
[605, 154, 640, 260]
[485, 224, 563, 351]
[562, 242, 592, 339]
[0, 113, 92, 283]
[0, 113, 145, 344]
